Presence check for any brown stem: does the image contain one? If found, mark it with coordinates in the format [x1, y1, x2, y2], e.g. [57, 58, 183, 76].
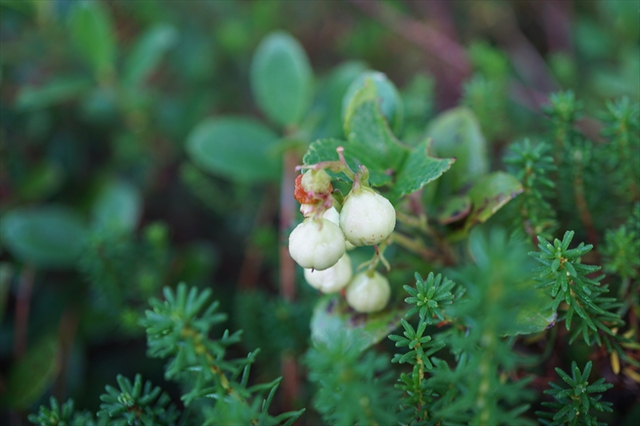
[14, 265, 34, 359]
[280, 150, 300, 302]
[54, 309, 79, 400]
[238, 187, 277, 290]
[279, 145, 302, 416]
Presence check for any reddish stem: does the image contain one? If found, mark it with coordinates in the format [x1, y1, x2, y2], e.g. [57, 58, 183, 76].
[14, 265, 34, 359]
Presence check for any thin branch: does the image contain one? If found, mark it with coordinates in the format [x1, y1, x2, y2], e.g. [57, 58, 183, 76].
[14, 264, 34, 359]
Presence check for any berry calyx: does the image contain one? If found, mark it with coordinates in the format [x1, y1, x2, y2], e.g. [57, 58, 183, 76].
[339, 188, 396, 246]
[304, 253, 352, 293]
[345, 271, 391, 313]
[289, 218, 346, 271]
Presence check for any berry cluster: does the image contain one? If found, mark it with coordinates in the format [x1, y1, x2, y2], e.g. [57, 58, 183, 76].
[288, 159, 396, 313]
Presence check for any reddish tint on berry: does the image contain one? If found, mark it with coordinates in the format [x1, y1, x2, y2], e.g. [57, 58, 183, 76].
[294, 173, 332, 205]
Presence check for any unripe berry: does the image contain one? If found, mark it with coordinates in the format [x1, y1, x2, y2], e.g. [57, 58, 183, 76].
[339, 189, 396, 246]
[304, 253, 352, 293]
[289, 218, 346, 271]
[345, 271, 391, 313]
[301, 169, 332, 194]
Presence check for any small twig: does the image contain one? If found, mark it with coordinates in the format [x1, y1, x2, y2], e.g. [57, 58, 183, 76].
[14, 264, 34, 359]
[238, 187, 278, 289]
[54, 309, 79, 400]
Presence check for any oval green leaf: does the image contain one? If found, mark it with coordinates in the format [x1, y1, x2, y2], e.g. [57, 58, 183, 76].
[0, 206, 88, 268]
[311, 294, 404, 352]
[426, 107, 489, 192]
[186, 116, 282, 183]
[4, 334, 60, 409]
[68, 1, 116, 80]
[123, 24, 178, 87]
[250, 31, 313, 127]
[92, 179, 142, 233]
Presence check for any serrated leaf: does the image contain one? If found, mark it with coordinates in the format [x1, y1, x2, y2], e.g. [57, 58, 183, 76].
[123, 24, 178, 87]
[68, 1, 116, 79]
[310, 295, 404, 352]
[250, 31, 313, 126]
[426, 107, 489, 191]
[343, 71, 404, 134]
[391, 140, 455, 198]
[4, 334, 60, 409]
[92, 179, 142, 233]
[186, 116, 281, 183]
[0, 206, 88, 268]
[16, 78, 92, 111]
[465, 171, 523, 230]
[345, 102, 409, 186]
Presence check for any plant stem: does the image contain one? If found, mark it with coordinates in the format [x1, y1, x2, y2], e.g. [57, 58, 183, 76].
[14, 264, 34, 359]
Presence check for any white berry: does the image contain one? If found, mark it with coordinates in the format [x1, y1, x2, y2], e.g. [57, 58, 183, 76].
[339, 189, 396, 246]
[345, 271, 391, 313]
[289, 218, 346, 271]
[304, 253, 352, 293]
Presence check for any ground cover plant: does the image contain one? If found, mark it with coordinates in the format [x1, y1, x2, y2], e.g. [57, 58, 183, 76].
[0, 1, 638, 425]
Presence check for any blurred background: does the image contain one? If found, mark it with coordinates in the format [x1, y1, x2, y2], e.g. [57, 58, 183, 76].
[0, 0, 638, 423]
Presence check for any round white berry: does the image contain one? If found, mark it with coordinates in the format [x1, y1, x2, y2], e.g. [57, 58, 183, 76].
[339, 189, 396, 246]
[345, 271, 391, 313]
[289, 218, 346, 271]
[304, 253, 352, 293]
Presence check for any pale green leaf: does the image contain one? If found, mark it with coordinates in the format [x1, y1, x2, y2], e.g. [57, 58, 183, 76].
[250, 31, 313, 126]
[186, 116, 282, 183]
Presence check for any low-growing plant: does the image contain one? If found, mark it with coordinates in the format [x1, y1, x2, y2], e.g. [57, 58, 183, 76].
[1, 1, 638, 425]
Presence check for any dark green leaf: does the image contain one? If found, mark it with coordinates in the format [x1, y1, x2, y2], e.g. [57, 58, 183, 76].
[500, 280, 557, 336]
[68, 1, 116, 79]
[426, 107, 489, 191]
[186, 116, 282, 183]
[344, 95, 409, 185]
[391, 140, 455, 198]
[123, 24, 178, 87]
[310, 295, 404, 352]
[465, 171, 523, 230]
[0, 206, 88, 268]
[250, 31, 313, 126]
[4, 334, 60, 409]
[16, 78, 92, 111]
[436, 194, 472, 224]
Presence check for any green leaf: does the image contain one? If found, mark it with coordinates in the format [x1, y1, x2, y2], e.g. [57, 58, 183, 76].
[92, 179, 142, 233]
[310, 61, 367, 140]
[17, 160, 65, 200]
[343, 71, 404, 134]
[343, 84, 410, 185]
[15, 78, 92, 111]
[501, 280, 557, 336]
[436, 194, 472, 224]
[391, 140, 455, 198]
[122, 24, 178, 87]
[186, 116, 282, 183]
[465, 171, 523, 230]
[0, 206, 88, 268]
[68, 1, 116, 79]
[250, 31, 313, 126]
[310, 294, 404, 352]
[4, 334, 60, 409]
[426, 107, 489, 191]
